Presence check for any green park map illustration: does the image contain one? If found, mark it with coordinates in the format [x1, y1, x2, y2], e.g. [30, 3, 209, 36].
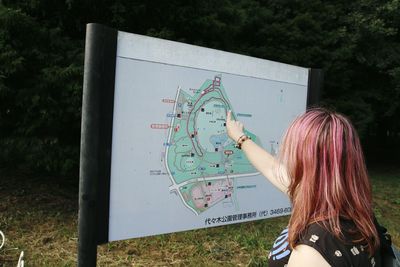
[165, 75, 261, 215]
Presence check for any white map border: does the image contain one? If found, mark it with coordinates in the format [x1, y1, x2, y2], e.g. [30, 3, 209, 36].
[117, 31, 309, 86]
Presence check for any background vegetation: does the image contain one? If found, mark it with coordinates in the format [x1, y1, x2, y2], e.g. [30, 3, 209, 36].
[0, 0, 399, 175]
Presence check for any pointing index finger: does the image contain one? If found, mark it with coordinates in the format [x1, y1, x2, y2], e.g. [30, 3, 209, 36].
[226, 110, 232, 122]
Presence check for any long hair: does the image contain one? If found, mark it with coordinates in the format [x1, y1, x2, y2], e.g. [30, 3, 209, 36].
[279, 108, 379, 254]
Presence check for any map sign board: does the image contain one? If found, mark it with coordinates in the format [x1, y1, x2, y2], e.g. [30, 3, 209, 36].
[105, 30, 310, 242]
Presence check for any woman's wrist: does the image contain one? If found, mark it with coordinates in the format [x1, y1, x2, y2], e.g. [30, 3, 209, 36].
[233, 132, 245, 142]
[235, 134, 251, 149]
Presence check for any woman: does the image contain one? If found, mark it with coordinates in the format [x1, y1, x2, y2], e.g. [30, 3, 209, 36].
[225, 108, 380, 267]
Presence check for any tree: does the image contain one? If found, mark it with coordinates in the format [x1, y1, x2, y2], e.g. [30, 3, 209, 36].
[1, 0, 399, 174]
[0, 4, 83, 173]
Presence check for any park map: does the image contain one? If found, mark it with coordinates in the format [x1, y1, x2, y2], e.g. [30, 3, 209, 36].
[165, 75, 261, 215]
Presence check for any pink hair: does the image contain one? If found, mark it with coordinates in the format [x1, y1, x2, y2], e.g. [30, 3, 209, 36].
[279, 108, 379, 254]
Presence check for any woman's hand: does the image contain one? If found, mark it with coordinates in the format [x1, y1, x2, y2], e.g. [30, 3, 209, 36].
[226, 110, 245, 142]
[226, 110, 289, 194]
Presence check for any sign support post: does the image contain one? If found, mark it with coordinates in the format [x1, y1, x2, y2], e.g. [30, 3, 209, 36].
[78, 23, 117, 267]
[307, 68, 324, 106]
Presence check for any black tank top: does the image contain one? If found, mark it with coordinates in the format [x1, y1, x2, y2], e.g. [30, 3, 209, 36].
[268, 220, 381, 267]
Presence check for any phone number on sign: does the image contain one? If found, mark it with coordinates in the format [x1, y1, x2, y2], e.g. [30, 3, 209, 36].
[259, 206, 292, 217]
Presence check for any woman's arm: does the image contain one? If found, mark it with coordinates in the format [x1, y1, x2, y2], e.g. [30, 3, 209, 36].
[225, 110, 289, 194]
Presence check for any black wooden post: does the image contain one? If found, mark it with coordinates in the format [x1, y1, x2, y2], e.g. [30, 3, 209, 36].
[307, 68, 324, 107]
[78, 23, 117, 267]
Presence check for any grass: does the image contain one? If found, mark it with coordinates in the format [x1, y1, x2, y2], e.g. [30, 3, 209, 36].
[370, 166, 400, 246]
[0, 167, 399, 266]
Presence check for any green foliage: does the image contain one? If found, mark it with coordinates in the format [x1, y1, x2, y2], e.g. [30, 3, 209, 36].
[0, 0, 399, 174]
[0, 4, 83, 174]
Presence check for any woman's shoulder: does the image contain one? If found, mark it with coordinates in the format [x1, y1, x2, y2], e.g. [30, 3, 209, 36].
[288, 243, 331, 267]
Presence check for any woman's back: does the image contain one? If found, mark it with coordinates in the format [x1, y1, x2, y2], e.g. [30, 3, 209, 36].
[269, 219, 381, 267]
